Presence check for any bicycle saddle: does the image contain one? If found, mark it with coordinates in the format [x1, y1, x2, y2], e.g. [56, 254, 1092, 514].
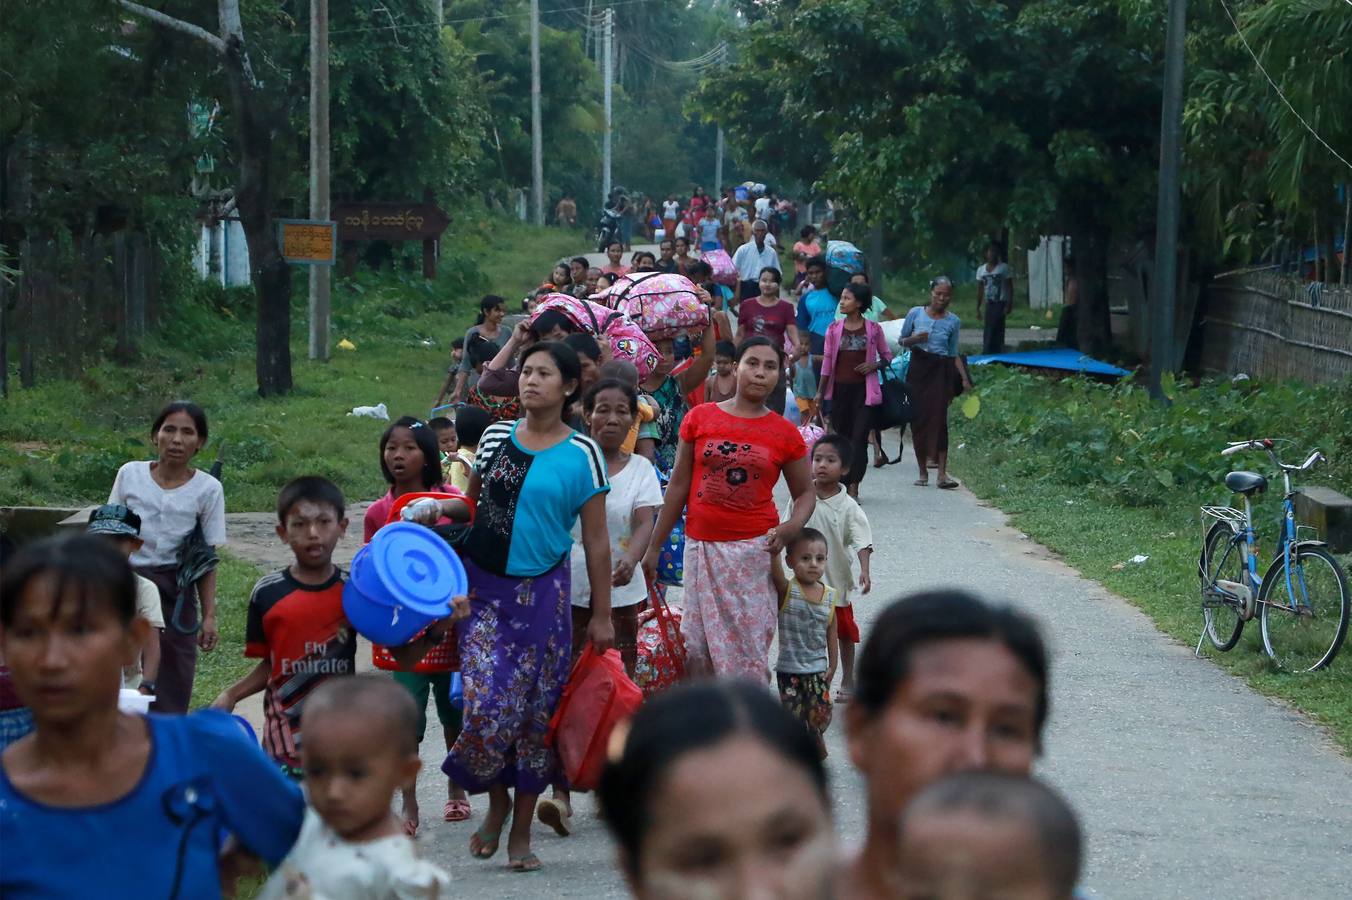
[1225, 471, 1268, 495]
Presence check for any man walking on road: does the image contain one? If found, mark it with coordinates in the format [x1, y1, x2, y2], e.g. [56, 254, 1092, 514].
[733, 219, 781, 301]
[976, 241, 1013, 355]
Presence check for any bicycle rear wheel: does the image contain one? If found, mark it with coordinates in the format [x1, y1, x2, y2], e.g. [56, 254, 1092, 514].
[1201, 521, 1245, 652]
[1259, 546, 1350, 672]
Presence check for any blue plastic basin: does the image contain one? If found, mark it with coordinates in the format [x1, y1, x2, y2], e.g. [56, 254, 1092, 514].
[342, 523, 467, 646]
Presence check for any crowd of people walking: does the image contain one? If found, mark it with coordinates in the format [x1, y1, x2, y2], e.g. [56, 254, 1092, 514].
[0, 191, 1088, 899]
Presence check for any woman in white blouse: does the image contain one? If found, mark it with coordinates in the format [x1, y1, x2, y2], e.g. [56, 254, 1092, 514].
[108, 401, 226, 713]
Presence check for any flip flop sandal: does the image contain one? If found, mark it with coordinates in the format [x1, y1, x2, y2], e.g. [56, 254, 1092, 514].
[537, 798, 573, 837]
[508, 853, 543, 873]
[938, 479, 960, 490]
[470, 825, 503, 860]
[913, 479, 929, 487]
[444, 798, 472, 822]
[835, 688, 852, 702]
[402, 817, 419, 838]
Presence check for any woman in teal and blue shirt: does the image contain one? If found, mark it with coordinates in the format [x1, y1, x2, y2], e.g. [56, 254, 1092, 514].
[447, 340, 615, 873]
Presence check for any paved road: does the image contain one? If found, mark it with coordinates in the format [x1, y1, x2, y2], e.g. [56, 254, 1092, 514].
[226, 435, 1352, 898]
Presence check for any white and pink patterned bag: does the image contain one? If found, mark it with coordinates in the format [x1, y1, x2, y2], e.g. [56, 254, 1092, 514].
[701, 248, 737, 287]
[531, 293, 662, 379]
[594, 272, 711, 340]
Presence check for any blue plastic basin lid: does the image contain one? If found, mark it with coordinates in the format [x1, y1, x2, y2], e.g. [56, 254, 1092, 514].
[367, 522, 467, 613]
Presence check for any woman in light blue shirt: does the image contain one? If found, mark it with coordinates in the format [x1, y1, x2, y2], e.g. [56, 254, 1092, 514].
[900, 277, 973, 489]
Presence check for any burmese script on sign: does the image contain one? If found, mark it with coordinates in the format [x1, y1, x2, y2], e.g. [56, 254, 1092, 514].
[278, 220, 336, 264]
[333, 202, 450, 242]
[343, 209, 426, 233]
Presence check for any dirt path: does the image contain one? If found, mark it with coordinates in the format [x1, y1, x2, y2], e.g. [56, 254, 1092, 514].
[225, 507, 370, 572]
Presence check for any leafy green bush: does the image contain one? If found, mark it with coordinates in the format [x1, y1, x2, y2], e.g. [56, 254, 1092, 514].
[955, 370, 1352, 511]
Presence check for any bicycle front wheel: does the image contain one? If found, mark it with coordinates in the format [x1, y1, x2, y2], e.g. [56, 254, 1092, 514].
[1259, 546, 1350, 672]
[1201, 521, 1245, 651]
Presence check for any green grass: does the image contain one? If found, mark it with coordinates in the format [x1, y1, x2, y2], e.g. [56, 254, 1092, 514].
[0, 217, 589, 513]
[950, 368, 1352, 751]
[2, 216, 586, 714]
[189, 551, 264, 710]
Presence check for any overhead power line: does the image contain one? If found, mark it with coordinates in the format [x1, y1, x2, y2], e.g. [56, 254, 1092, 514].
[324, 0, 663, 37]
[1216, 0, 1352, 173]
[621, 39, 727, 72]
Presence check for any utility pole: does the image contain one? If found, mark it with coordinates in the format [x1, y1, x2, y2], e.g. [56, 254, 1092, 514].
[712, 46, 726, 192]
[714, 127, 724, 194]
[1149, 0, 1186, 402]
[585, 0, 595, 66]
[602, 6, 614, 206]
[308, 0, 331, 361]
[530, 0, 543, 226]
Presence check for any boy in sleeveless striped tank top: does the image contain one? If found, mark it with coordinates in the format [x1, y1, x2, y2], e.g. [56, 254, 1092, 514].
[771, 527, 839, 758]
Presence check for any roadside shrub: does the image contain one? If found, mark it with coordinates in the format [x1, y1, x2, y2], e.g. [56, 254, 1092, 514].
[953, 370, 1352, 510]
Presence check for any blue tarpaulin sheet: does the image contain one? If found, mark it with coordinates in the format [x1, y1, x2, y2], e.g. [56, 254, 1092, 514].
[967, 348, 1132, 378]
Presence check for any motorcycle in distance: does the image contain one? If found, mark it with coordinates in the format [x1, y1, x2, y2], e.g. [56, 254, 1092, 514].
[596, 205, 622, 252]
[596, 187, 629, 252]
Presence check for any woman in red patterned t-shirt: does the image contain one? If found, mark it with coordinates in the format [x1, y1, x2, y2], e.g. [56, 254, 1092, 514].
[642, 336, 816, 680]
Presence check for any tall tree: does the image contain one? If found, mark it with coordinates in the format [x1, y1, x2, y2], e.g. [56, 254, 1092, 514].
[1185, 0, 1352, 278]
[117, 0, 296, 395]
[452, 1, 604, 212]
[321, 2, 487, 202]
[113, 0, 490, 394]
[697, 0, 1165, 354]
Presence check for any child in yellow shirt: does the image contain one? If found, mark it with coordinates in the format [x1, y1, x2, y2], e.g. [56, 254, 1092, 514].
[446, 407, 491, 493]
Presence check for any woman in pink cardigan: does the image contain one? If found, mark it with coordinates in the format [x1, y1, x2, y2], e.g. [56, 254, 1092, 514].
[812, 283, 894, 498]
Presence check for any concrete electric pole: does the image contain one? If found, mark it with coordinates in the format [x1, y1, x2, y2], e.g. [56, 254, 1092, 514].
[602, 6, 614, 206]
[530, 0, 544, 226]
[1149, 0, 1186, 402]
[308, 0, 331, 361]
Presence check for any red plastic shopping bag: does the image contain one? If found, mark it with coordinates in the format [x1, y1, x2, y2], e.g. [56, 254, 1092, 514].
[547, 646, 644, 791]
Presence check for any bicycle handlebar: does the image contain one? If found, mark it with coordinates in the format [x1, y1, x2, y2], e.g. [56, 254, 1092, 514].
[1221, 439, 1272, 457]
[1220, 439, 1326, 472]
[1299, 451, 1327, 472]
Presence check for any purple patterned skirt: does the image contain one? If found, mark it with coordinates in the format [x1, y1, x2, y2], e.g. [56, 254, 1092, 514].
[442, 557, 572, 795]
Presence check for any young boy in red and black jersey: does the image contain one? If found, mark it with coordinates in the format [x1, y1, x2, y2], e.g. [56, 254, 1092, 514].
[211, 476, 355, 777]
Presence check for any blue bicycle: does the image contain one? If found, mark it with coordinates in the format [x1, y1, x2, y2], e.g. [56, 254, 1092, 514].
[1199, 439, 1349, 672]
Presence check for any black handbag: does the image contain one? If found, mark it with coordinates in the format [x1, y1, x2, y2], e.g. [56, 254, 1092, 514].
[876, 364, 913, 429]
